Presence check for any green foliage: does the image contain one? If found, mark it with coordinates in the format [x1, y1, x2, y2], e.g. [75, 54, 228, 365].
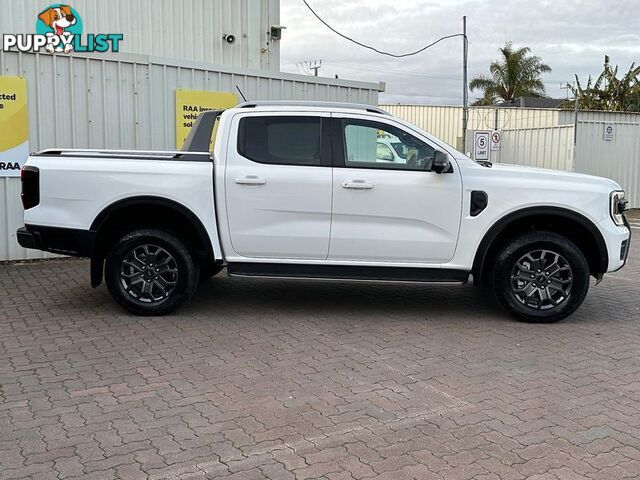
[563, 56, 640, 111]
[469, 42, 552, 105]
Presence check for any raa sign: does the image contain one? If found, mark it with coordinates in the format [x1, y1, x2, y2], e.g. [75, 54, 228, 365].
[0, 76, 28, 177]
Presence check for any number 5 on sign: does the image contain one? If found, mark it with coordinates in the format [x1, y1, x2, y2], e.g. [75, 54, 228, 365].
[474, 131, 490, 161]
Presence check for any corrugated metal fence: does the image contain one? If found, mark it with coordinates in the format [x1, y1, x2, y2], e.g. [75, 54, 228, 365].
[0, 50, 382, 261]
[485, 121, 640, 208]
[381, 104, 560, 147]
[575, 121, 640, 208]
[1, 0, 281, 71]
[385, 104, 640, 208]
[493, 125, 574, 171]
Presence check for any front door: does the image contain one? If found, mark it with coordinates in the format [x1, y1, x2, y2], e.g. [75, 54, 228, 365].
[225, 113, 332, 260]
[329, 115, 463, 264]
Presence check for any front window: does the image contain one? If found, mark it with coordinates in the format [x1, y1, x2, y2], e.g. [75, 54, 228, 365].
[342, 119, 436, 171]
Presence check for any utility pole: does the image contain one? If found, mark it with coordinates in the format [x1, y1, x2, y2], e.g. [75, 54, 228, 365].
[461, 16, 469, 153]
[572, 83, 579, 172]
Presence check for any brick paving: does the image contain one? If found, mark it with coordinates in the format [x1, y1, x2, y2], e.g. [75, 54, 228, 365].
[1, 222, 639, 479]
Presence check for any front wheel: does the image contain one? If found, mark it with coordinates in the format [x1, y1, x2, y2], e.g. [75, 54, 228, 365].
[105, 229, 199, 315]
[492, 232, 590, 323]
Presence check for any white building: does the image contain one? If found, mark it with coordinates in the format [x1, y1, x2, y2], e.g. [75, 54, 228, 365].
[1, 0, 282, 71]
[0, 0, 384, 260]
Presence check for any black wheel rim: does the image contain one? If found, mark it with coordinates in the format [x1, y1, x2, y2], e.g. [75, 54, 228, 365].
[120, 244, 178, 303]
[510, 249, 573, 310]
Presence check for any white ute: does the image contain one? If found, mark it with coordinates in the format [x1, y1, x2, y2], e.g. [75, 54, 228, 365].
[18, 101, 631, 322]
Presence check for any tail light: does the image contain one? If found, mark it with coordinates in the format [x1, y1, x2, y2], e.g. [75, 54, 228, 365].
[21, 166, 40, 209]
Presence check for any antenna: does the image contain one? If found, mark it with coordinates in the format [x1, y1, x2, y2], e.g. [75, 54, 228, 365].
[298, 60, 322, 76]
[235, 85, 247, 102]
[309, 60, 322, 76]
[560, 81, 573, 99]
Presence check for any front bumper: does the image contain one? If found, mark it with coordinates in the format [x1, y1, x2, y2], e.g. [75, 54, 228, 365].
[598, 215, 631, 273]
[17, 225, 95, 257]
[620, 215, 631, 265]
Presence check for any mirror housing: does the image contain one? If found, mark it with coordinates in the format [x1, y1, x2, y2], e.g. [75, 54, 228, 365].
[432, 150, 450, 174]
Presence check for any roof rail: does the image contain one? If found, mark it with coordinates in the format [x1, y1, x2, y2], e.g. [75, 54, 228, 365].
[236, 100, 390, 115]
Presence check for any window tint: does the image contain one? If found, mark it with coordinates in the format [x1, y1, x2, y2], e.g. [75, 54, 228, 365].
[238, 116, 322, 166]
[342, 119, 436, 171]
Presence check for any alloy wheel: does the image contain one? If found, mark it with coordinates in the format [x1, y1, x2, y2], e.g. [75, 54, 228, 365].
[120, 244, 178, 303]
[510, 249, 573, 310]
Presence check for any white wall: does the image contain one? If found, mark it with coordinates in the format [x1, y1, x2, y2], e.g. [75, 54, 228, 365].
[1, 0, 281, 71]
[0, 50, 383, 260]
[381, 104, 560, 148]
[575, 121, 640, 208]
[492, 126, 574, 172]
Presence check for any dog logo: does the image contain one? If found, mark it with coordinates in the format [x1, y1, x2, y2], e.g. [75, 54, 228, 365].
[2, 5, 122, 54]
[36, 4, 82, 53]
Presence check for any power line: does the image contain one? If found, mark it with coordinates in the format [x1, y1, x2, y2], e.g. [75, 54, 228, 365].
[382, 92, 463, 99]
[283, 60, 462, 80]
[324, 61, 461, 80]
[301, 0, 466, 58]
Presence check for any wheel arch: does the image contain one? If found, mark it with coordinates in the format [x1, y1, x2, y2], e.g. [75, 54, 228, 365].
[472, 206, 608, 287]
[89, 196, 216, 287]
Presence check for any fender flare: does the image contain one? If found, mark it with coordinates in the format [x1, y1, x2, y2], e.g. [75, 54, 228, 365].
[89, 196, 215, 287]
[472, 206, 609, 284]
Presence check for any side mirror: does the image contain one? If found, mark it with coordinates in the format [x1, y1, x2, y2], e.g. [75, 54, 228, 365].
[432, 150, 450, 174]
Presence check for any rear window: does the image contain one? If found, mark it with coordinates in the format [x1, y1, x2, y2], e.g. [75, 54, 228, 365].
[238, 116, 322, 166]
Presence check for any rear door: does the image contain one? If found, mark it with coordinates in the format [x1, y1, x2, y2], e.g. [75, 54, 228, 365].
[224, 112, 332, 260]
[329, 114, 463, 264]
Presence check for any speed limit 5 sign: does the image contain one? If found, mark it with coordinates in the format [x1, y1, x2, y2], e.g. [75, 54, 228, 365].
[474, 131, 490, 161]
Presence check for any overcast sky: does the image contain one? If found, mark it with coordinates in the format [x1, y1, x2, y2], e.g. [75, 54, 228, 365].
[279, 0, 640, 105]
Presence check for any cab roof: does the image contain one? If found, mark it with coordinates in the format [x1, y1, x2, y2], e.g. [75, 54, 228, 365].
[234, 101, 390, 116]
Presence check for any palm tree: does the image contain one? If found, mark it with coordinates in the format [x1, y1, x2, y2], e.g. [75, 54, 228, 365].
[470, 42, 552, 105]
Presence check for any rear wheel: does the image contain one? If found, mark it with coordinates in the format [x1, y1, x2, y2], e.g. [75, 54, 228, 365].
[105, 229, 199, 315]
[492, 231, 590, 323]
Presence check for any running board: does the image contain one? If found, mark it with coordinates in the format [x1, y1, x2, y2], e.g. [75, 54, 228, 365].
[226, 263, 469, 284]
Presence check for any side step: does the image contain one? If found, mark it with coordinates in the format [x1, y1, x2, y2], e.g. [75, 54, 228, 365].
[227, 263, 469, 284]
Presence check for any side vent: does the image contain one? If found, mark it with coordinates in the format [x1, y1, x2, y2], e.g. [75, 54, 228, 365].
[470, 191, 488, 217]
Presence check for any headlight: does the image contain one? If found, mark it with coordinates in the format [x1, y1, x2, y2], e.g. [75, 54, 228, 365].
[610, 190, 628, 226]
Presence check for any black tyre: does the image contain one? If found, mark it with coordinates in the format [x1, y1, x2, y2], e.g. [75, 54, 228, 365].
[105, 229, 199, 315]
[492, 231, 590, 323]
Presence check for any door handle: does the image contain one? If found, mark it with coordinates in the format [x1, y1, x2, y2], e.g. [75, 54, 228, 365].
[235, 176, 266, 185]
[342, 180, 374, 189]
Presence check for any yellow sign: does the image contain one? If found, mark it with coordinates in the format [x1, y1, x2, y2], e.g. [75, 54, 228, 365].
[0, 76, 29, 177]
[175, 89, 237, 149]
